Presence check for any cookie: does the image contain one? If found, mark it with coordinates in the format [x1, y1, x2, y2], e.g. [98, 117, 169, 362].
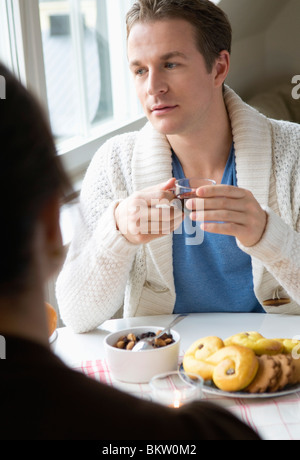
[246, 355, 281, 394]
[289, 356, 300, 385]
[271, 354, 293, 392]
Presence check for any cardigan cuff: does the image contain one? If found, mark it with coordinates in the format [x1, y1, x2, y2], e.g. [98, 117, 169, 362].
[94, 201, 140, 259]
[237, 207, 291, 262]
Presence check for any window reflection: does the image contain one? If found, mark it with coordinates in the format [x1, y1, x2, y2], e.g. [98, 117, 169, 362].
[39, 0, 113, 139]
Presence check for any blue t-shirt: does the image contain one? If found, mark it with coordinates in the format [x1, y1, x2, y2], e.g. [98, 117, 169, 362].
[172, 144, 264, 313]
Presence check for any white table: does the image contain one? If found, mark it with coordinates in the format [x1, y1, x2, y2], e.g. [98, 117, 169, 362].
[52, 313, 300, 440]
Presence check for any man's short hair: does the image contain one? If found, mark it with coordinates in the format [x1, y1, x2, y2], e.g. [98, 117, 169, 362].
[126, 0, 232, 73]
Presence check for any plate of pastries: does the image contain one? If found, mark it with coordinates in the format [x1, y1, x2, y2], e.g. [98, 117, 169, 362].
[182, 331, 300, 398]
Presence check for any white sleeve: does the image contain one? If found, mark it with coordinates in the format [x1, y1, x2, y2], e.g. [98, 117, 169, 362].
[237, 206, 300, 305]
[56, 140, 140, 333]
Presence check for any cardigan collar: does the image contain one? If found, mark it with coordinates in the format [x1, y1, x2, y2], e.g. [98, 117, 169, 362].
[132, 86, 272, 206]
[224, 86, 272, 208]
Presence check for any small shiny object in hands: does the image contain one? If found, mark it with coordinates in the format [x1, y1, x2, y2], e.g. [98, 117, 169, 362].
[175, 178, 216, 215]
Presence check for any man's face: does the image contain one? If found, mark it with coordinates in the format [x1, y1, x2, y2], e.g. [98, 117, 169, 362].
[127, 19, 220, 137]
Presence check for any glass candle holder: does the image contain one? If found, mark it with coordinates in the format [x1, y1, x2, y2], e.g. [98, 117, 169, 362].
[150, 370, 203, 408]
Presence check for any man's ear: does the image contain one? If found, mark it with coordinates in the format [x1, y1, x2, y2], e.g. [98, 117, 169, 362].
[41, 195, 62, 249]
[213, 50, 230, 88]
[39, 196, 65, 277]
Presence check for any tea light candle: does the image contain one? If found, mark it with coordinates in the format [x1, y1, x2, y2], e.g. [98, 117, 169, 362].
[172, 390, 182, 408]
[150, 371, 203, 408]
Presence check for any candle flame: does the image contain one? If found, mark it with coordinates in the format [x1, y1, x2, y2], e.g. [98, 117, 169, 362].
[173, 390, 182, 408]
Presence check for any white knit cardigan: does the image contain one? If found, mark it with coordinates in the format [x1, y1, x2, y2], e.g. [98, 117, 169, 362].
[56, 87, 300, 333]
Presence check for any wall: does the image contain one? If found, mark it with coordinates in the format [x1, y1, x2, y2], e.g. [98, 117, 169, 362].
[264, 0, 299, 91]
[220, 0, 299, 100]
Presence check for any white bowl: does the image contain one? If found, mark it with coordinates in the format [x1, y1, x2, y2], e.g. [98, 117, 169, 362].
[104, 326, 180, 383]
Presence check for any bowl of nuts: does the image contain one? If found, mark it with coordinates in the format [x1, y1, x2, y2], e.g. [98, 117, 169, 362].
[104, 326, 180, 383]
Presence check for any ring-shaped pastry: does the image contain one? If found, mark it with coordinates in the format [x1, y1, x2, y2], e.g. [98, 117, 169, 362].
[183, 336, 224, 381]
[208, 345, 259, 392]
[274, 338, 300, 355]
[224, 331, 284, 356]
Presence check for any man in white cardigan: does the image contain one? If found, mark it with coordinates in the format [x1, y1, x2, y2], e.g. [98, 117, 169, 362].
[56, 0, 300, 333]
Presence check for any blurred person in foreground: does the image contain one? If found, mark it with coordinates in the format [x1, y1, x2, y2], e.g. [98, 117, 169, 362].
[56, 0, 300, 334]
[0, 63, 259, 440]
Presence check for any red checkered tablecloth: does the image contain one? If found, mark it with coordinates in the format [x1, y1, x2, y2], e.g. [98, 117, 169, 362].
[73, 358, 300, 440]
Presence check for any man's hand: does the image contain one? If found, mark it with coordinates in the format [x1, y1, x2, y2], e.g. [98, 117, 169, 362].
[186, 184, 268, 247]
[115, 178, 183, 245]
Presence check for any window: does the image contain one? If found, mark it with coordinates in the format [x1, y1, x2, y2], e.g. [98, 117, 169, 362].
[0, 0, 145, 180]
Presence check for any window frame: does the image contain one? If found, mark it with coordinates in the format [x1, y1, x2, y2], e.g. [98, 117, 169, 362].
[1, 0, 146, 182]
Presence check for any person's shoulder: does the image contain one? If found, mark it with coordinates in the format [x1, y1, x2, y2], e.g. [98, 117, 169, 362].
[91, 121, 154, 169]
[95, 130, 139, 159]
[86, 130, 140, 177]
[269, 118, 300, 159]
[269, 117, 300, 141]
[268, 119, 300, 178]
